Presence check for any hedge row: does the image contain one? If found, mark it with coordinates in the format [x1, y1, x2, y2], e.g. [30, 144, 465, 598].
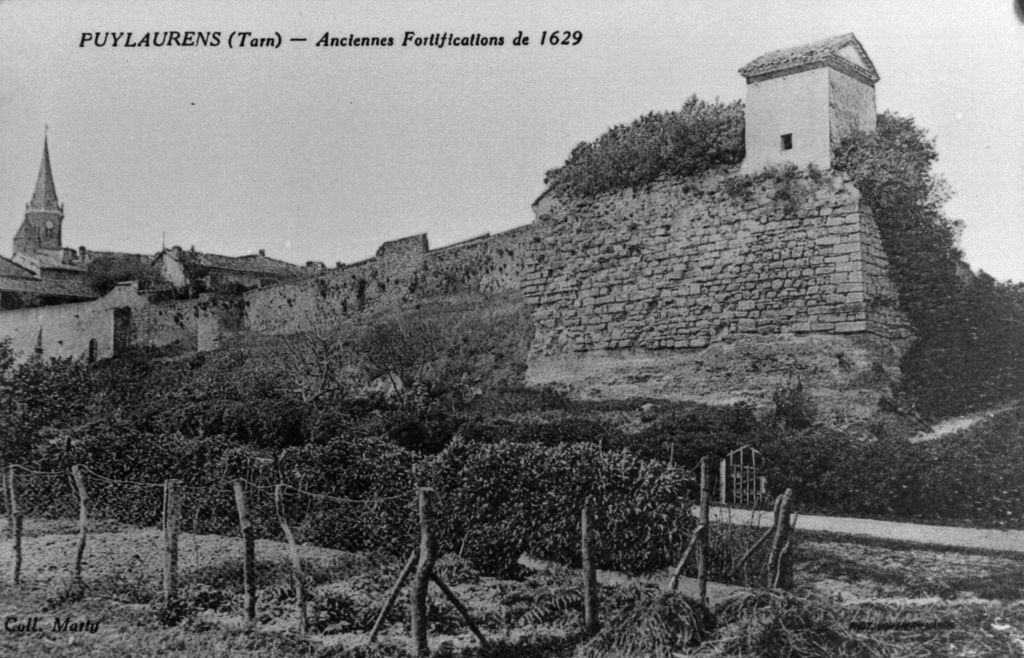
[15, 425, 695, 577]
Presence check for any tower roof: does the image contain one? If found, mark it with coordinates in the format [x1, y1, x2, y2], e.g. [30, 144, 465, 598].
[28, 135, 61, 211]
[739, 33, 879, 85]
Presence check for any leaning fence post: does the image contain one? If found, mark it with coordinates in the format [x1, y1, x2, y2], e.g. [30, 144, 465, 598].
[9, 466, 22, 585]
[71, 465, 88, 584]
[163, 479, 181, 606]
[697, 456, 711, 607]
[233, 480, 257, 625]
[766, 488, 795, 589]
[410, 488, 437, 658]
[274, 484, 307, 633]
[581, 496, 601, 637]
[370, 549, 417, 643]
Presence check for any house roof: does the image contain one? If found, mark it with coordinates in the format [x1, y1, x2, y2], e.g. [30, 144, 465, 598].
[28, 250, 87, 273]
[739, 33, 879, 84]
[0, 255, 35, 280]
[161, 249, 306, 278]
[0, 255, 96, 300]
[200, 252, 307, 277]
[0, 277, 98, 300]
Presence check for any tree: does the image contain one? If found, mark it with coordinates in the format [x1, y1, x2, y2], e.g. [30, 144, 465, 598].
[177, 247, 210, 297]
[833, 112, 964, 327]
[86, 254, 166, 295]
[834, 112, 1024, 417]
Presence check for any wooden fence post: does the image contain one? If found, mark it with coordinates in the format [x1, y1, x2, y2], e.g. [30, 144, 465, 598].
[274, 484, 307, 633]
[9, 466, 22, 585]
[163, 479, 181, 606]
[370, 549, 417, 642]
[71, 465, 88, 584]
[719, 458, 727, 505]
[697, 456, 711, 607]
[766, 487, 794, 589]
[727, 494, 782, 581]
[581, 497, 601, 636]
[430, 572, 489, 647]
[1, 465, 10, 541]
[410, 488, 437, 658]
[233, 480, 257, 625]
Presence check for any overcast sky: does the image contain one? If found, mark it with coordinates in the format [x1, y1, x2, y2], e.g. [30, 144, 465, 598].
[1, 1, 1021, 281]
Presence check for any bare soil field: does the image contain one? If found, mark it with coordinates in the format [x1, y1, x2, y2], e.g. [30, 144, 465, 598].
[1, 517, 1023, 656]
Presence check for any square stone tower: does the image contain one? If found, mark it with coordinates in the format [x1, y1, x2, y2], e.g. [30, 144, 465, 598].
[739, 33, 879, 173]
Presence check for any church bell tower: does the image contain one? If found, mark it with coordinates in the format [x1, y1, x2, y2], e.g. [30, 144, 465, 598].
[13, 133, 64, 256]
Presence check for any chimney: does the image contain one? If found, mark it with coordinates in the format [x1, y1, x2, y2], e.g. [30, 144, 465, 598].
[258, 249, 265, 257]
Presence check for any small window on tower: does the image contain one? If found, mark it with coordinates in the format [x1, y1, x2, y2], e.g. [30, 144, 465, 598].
[780, 133, 793, 151]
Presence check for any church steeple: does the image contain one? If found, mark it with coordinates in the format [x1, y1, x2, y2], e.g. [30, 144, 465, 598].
[28, 133, 61, 212]
[14, 132, 65, 255]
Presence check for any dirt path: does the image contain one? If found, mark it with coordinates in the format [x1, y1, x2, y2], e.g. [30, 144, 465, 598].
[909, 400, 1022, 443]
[706, 506, 1024, 553]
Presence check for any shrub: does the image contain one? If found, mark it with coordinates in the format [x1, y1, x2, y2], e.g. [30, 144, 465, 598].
[458, 416, 623, 449]
[86, 254, 166, 294]
[579, 591, 714, 658]
[618, 403, 759, 465]
[711, 590, 889, 657]
[834, 112, 1024, 418]
[419, 439, 695, 577]
[769, 381, 817, 431]
[544, 96, 744, 198]
[0, 353, 92, 463]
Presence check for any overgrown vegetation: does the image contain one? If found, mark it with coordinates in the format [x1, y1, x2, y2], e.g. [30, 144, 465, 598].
[85, 254, 167, 294]
[543, 96, 744, 197]
[834, 112, 1024, 418]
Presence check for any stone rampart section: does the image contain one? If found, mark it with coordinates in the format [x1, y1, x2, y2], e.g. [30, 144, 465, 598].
[243, 224, 535, 334]
[0, 286, 243, 363]
[0, 283, 149, 362]
[133, 298, 199, 352]
[521, 168, 909, 359]
[235, 166, 912, 419]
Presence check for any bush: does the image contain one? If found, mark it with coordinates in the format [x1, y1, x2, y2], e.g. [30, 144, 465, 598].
[544, 96, 744, 198]
[617, 403, 759, 465]
[579, 591, 714, 658]
[86, 254, 166, 294]
[770, 381, 817, 431]
[834, 112, 1024, 418]
[458, 416, 623, 449]
[0, 353, 92, 463]
[711, 590, 889, 657]
[419, 439, 695, 577]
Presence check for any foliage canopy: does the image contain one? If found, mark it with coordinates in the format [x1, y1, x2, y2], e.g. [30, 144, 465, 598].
[543, 96, 744, 197]
[834, 112, 1024, 417]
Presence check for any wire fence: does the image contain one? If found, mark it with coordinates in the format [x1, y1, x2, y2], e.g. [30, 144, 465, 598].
[0, 460, 418, 591]
[0, 454, 792, 645]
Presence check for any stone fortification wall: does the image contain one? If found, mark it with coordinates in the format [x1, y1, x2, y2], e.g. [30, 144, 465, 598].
[243, 224, 535, 333]
[239, 166, 911, 418]
[0, 283, 149, 362]
[522, 168, 908, 358]
[133, 295, 244, 353]
[0, 286, 243, 363]
[133, 298, 199, 352]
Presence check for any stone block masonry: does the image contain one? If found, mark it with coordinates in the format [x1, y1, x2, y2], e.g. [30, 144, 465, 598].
[243, 225, 535, 334]
[239, 166, 911, 417]
[0, 285, 244, 364]
[521, 168, 909, 359]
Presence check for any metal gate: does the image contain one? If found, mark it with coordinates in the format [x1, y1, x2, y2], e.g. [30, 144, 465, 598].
[719, 445, 767, 508]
